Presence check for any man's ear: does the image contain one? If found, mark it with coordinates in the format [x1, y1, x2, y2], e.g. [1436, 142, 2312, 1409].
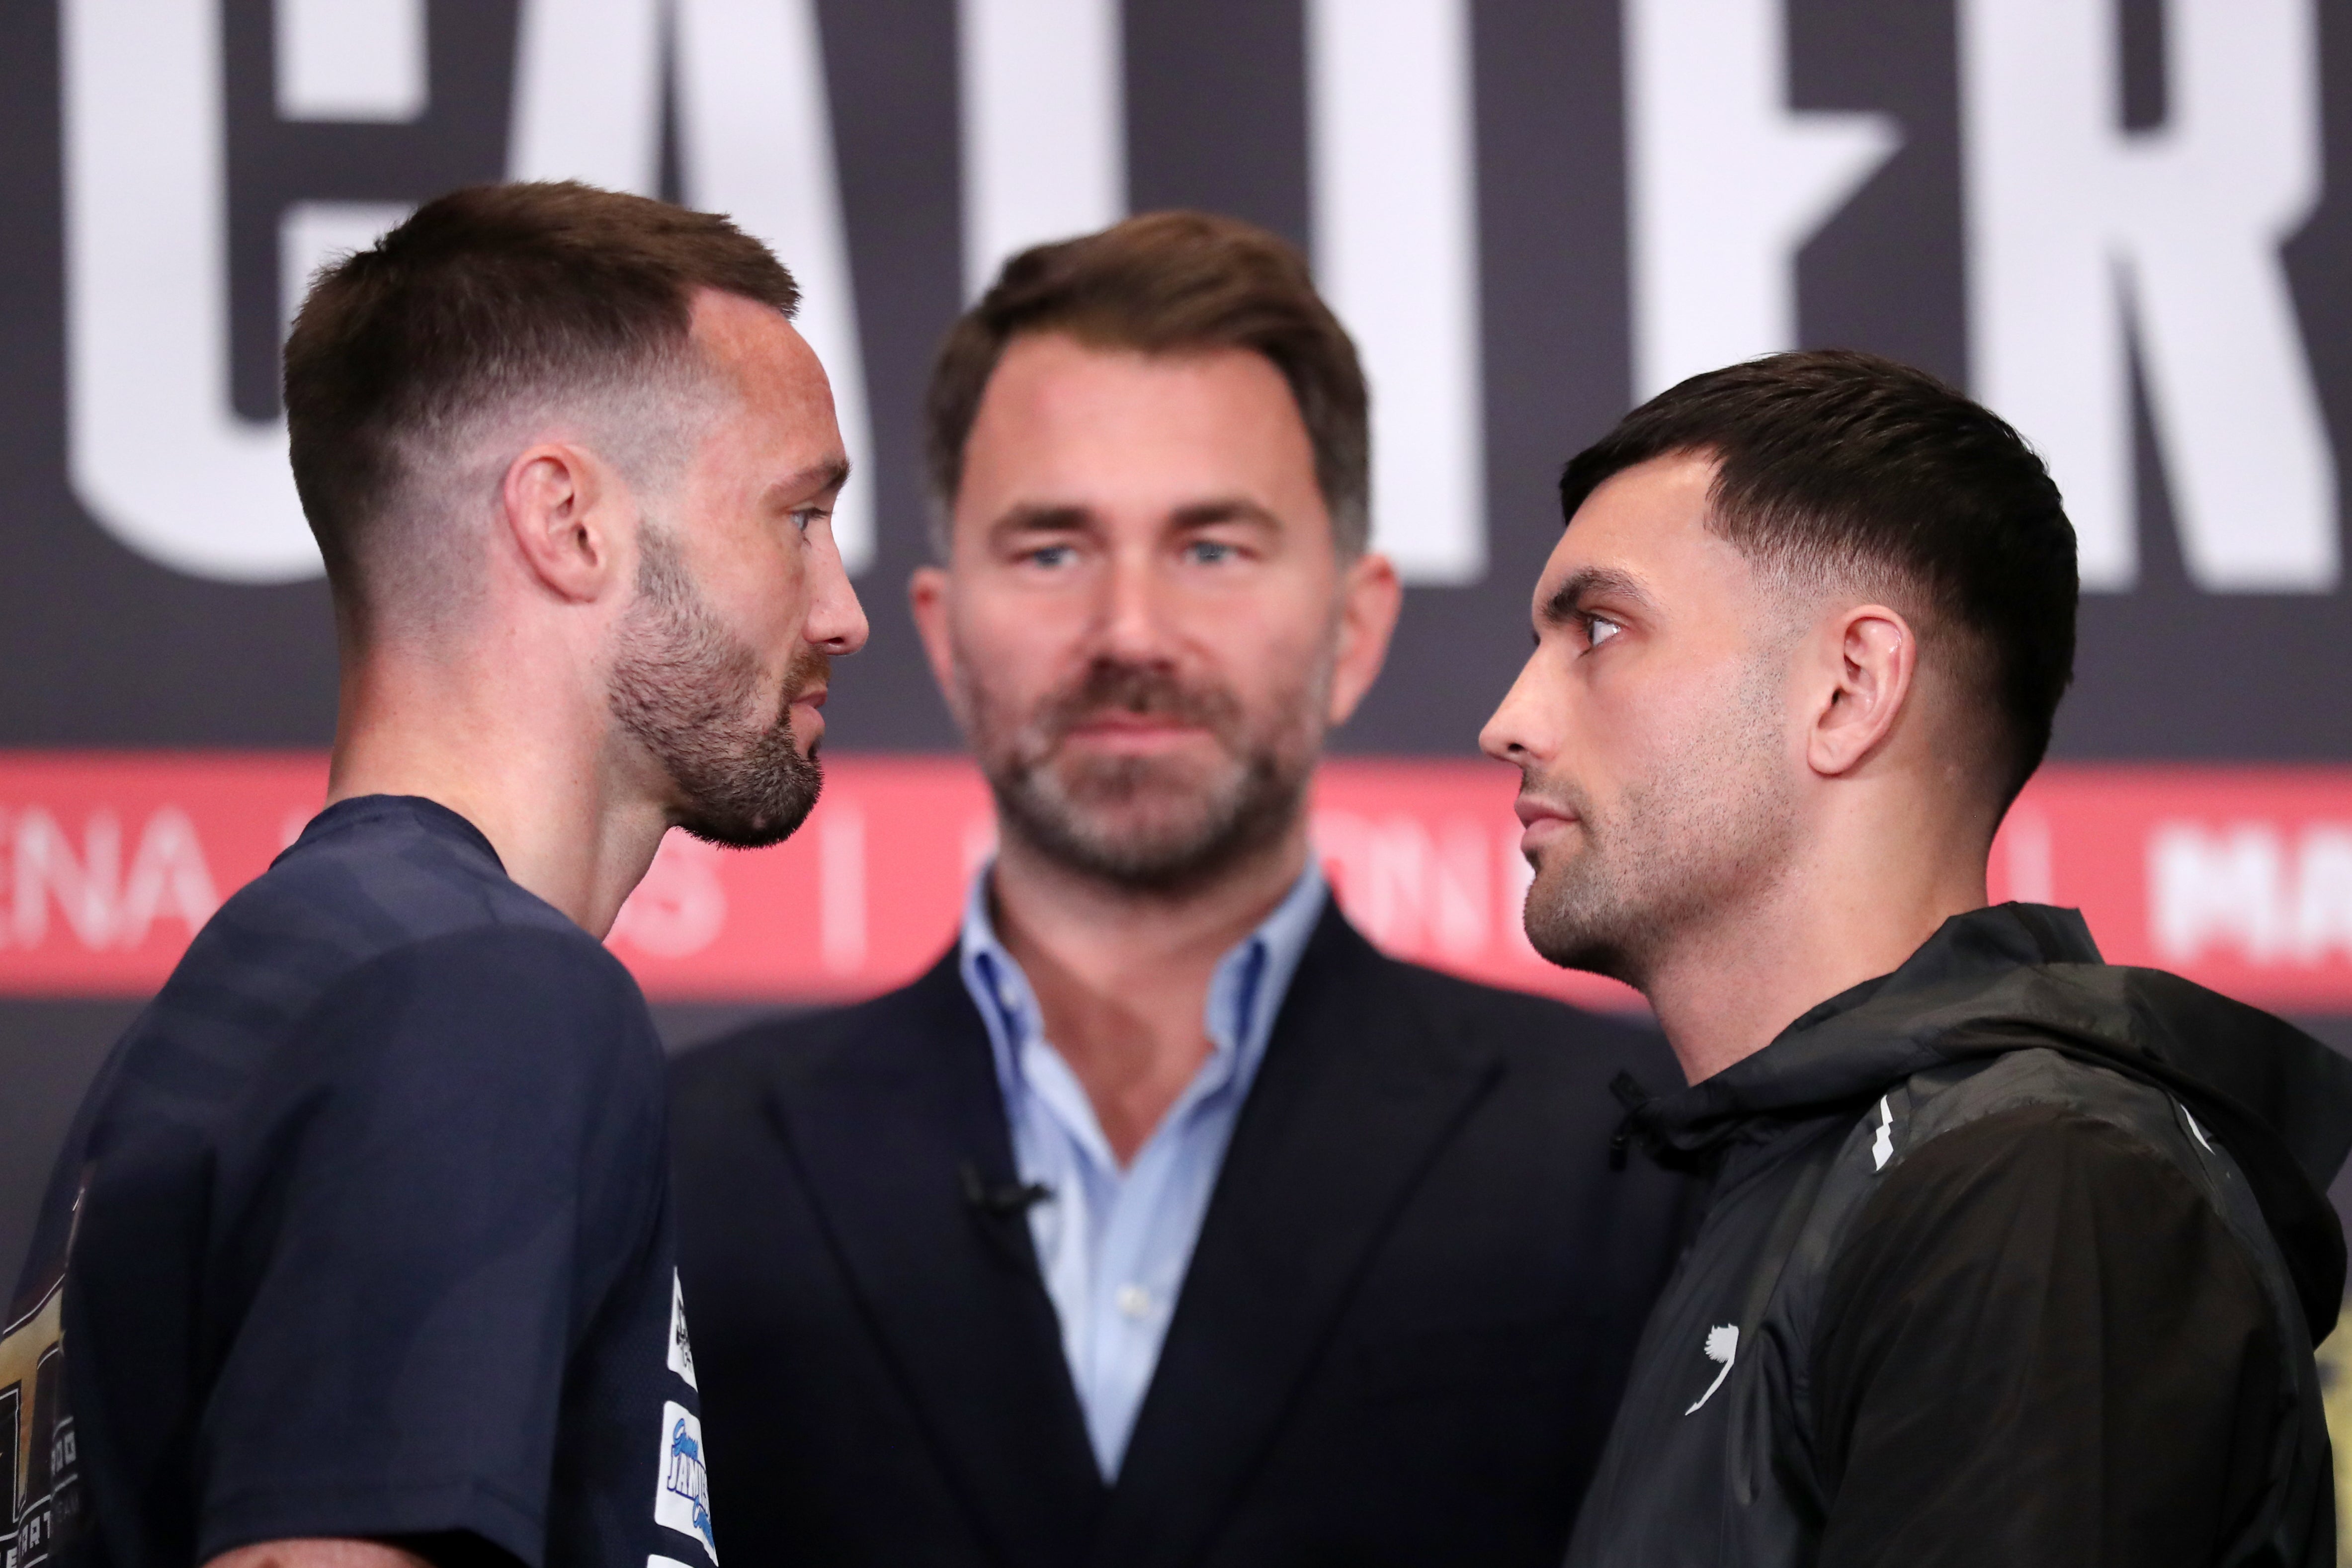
[501, 442, 626, 603]
[907, 565, 968, 724]
[1806, 604, 1917, 778]
[1327, 550, 1402, 728]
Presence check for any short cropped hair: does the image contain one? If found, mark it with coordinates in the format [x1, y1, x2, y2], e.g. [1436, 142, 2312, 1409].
[924, 210, 1369, 558]
[284, 180, 799, 626]
[1560, 349, 2077, 811]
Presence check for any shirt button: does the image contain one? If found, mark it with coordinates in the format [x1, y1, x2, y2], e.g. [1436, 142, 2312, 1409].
[1114, 1284, 1154, 1320]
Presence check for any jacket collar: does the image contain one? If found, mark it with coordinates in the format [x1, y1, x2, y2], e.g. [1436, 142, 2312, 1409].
[958, 859, 1330, 1174]
[765, 948, 1108, 1565]
[1636, 903, 2104, 1155]
[1630, 901, 2352, 1339]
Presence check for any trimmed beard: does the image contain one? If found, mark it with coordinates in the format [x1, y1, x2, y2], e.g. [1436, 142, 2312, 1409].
[608, 524, 825, 849]
[1521, 658, 1795, 987]
[960, 649, 1330, 897]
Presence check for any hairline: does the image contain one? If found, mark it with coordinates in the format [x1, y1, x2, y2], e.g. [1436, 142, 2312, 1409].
[924, 326, 1369, 566]
[349, 317, 752, 647]
[1568, 439, 2013, 820]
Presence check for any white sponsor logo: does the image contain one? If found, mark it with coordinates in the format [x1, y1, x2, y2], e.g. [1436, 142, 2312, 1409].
[668, 1271, 698, 1391]
[1684, 1323, 1739, 1415]
[654, 1401, 716, 1563]
[1870, 1095, 1896, 1172]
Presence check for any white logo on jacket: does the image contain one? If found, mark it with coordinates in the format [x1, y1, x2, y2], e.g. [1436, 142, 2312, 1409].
[1685, 1324, 1739, 1414]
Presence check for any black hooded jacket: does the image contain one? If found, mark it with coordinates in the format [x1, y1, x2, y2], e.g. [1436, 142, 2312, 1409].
[1564, 904, 2352, 1568]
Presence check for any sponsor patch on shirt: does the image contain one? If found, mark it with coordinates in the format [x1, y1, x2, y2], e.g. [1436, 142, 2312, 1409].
[655, 1401, 716, 1564]
[668, 1272, 697, 1391]
[3, 1187, 83, 1568]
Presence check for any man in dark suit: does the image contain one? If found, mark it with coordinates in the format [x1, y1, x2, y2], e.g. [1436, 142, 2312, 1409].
[670, 211, 1695, 1568]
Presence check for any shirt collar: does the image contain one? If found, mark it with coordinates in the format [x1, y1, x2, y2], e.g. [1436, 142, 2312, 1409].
[959, 858, 1330, 1105]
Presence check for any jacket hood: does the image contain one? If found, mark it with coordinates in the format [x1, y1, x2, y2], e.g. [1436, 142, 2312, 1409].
[1632, 903, 2352, 1335]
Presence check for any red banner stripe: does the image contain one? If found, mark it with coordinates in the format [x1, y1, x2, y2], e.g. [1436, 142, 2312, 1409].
[1, 752, 2350, 1013]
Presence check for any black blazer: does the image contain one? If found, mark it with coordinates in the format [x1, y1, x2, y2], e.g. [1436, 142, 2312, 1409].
[670, 901, 1697, 1568]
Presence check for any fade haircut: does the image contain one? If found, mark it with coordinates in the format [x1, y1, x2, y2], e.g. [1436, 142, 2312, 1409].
[1559, 349, 2077, 812]
[284, 180, 799, 636]
[924, 210, 1369, 558]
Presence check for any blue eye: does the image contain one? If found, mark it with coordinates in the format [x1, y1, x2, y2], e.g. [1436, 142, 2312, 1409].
[1028, 544, 1076, 569]
[1187, 539, 1236, 565]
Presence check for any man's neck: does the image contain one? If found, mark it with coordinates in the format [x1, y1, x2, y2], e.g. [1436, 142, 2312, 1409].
[988, 823, 1310, 1167]
[326, 650, 671, 937]
[1646, 854, 1989, 1085]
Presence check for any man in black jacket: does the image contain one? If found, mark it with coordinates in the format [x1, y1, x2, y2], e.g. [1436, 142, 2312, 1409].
[669, 212, 1695, 1567]
[1481, 348, 2352, 1567]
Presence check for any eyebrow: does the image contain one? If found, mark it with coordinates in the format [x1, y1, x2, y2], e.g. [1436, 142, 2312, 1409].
[990, 502, 1095, 536]
[1539, 566, 1654, 630]
[764, 456, 852, 506]
[1169, 497, 1280, 530]
[984, 497, 1284, 540]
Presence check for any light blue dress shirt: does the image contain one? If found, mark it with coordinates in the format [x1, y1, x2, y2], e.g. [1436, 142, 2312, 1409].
[958, 860, 1329, 1479]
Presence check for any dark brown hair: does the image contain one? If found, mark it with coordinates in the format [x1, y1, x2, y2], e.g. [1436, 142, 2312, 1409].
[1559, 349, 2078, 811]
[284, 180, 798, 616]
[924, 210, 1368, 556]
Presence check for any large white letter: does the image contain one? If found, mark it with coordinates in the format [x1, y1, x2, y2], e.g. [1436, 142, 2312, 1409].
[1306, 0, 1487, 585]
[2150, 822, 2288, 962]
[674, 0, 871, 576]
[61, 0, 377, 582]
[511, 0, 875, 574]
[956, 0, 1124, 301]
[1624, 0, 1899, 400]
[510, 0, 666, 192]
[1962, 0, 2335, 592]
[276, 0, 428, 121]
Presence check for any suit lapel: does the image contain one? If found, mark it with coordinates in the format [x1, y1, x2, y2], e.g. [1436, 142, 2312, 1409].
[1094, 908, 1505, 1566]
[772, 950, 1106, 1566]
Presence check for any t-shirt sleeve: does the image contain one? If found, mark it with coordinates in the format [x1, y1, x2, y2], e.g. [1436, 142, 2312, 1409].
[193, 927, 665, 1568]
[1812, 1103, 2282, 1568]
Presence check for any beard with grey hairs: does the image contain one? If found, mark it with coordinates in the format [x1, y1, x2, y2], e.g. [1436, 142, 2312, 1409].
[607, 524, 826, 849]
[1521, 657, 1797, 986]
[957, 644, 1333, 897]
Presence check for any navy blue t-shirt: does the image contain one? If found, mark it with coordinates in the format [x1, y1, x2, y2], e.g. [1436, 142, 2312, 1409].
[4, 796, 714, 1568]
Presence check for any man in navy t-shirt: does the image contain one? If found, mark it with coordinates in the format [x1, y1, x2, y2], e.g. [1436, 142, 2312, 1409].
[6, 181, 867, 1568]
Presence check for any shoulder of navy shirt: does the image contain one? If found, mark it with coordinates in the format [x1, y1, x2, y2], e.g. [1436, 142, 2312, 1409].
[669, 895, 1700, 1568]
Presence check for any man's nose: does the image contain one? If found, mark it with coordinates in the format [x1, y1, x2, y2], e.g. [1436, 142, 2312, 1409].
[809, 543, 870, 656]
[1479, 657, 1545, 765]
[1093, 546, 1178, 663]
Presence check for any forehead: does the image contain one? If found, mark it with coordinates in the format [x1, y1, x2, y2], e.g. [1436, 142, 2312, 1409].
[1537, 451, 1757, 612]
[689, 289, 836, 432]
[959, 333, 1319, 504]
